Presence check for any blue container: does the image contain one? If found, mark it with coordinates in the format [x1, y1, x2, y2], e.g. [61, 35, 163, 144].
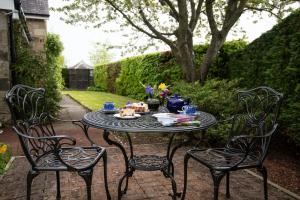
[166, 94, 190, 113]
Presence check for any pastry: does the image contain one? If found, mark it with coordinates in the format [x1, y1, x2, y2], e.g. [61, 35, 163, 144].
[119, 108, 135, 117]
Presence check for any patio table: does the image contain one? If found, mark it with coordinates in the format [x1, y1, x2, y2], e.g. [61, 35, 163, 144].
[83, 107, 216, 199]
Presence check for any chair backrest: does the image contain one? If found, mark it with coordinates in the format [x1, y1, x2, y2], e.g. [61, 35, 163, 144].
[226, 86, 283, 163]
[5, 84, 45, 125]
[236, 86, 283, 128]
[13, 116, 57, 168]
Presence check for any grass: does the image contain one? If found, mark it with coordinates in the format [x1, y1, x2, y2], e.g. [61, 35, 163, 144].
[62, 90, 138, 111]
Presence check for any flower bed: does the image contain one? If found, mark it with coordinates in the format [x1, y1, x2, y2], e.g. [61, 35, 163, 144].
[0, 144, 11, 175]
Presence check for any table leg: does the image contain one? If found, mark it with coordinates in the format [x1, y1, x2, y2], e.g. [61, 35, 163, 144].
[103, 130, 132, 198]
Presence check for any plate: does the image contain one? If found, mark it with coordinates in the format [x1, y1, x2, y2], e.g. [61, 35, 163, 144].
[113, 113, 141, 119]
[101, 109, 119, 114]
[135, 110, 150, 115]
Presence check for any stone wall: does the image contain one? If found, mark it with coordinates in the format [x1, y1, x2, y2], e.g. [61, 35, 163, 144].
[26, 18, 47, 53]
[0, 11, 11, 122]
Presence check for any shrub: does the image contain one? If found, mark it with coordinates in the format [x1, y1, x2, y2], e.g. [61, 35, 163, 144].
[12, 24, 64, 115]
[93, 64, 108, 91]
[92, 40, 246, 99]
[172, 79, 241, 143]
[0, 144, 11, 174]
[228, 10, 300, 146]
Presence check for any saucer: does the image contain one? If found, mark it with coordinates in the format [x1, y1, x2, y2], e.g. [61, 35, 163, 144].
[101, 108, 119, 114]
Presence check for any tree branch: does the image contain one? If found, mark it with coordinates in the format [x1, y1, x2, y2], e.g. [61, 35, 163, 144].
[104, 0, 159, 39]
[244, 6, 282, 20]
[222, 0, 247, 34]
[160, 0, 180, 22]
[189, 0, 204, 31]
[138, 7, 175, 48]
[206, 0, 219, 34]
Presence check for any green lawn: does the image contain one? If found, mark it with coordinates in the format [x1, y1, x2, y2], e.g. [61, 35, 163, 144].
[62, 90, 138, 111]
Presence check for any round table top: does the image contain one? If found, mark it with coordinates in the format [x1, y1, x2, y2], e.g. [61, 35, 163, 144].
[83, 108, 217, 133]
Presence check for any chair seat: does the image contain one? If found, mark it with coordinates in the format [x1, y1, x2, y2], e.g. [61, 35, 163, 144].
[35, 147, 103, 170]
[187, 148, 260, 171]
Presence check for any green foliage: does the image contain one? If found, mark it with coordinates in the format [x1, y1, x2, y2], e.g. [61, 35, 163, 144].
[115, 52, 182, 100]
[93, 40, 246, 100]
[61, 67, 69, 88]
[172, 79, 241, 143]
[93, 64, 108, 91]
[12, 24, 64, 114]
[228, 10, 300, 146]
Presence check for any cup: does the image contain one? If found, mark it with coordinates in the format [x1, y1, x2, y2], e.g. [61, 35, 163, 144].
[104, 102, 115, 110]
[182, 105, 197, 115]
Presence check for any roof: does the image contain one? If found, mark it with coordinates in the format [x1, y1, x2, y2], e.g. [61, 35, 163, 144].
[21, 0, 49, 17]
[69, 61, 93, 70]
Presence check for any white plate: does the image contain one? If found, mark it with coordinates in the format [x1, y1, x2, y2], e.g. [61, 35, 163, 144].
[113, 113, 141, 119]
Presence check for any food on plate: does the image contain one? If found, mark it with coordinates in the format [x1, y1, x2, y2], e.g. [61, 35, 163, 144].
[126, 102, 149, 113]
[119, 108, 135, 117]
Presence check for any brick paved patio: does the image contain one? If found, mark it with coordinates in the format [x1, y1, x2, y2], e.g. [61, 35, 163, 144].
[0, 143, 295, 200]
[0, 95, 297, 200]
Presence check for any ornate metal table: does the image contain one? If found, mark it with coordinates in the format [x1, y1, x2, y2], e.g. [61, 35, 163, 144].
[83, 108, 216, 200]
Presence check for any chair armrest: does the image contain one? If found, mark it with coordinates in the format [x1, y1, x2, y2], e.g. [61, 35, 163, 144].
[37, 135, 77, 149]
[47, 114, 97, 146]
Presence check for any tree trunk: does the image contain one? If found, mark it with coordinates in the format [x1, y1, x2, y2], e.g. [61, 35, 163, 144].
[172, 45, 195, 82]
[200, 34, 225, 84]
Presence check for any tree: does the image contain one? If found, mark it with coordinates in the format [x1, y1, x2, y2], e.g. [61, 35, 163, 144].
[56, 0, 299, 83]
[89, 43, 114, 65]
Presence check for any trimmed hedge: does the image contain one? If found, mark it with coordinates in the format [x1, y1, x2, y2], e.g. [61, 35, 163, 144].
[228, 9, 300, 146]
[93, 41, 246, 100]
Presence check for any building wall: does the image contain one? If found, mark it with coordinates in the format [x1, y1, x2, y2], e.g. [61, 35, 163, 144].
[26, 18, 47, 53]
[0, 11, 11, 122]
[0, 15, 48, 122]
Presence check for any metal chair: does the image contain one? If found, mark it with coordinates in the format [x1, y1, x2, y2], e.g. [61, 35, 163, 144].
[181, 86, 283, 200]
[6, 84, 111, 200]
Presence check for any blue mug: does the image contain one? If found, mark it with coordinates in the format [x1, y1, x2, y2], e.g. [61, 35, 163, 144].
[104, 102, 115, 110]
[182, 105, 197, 115]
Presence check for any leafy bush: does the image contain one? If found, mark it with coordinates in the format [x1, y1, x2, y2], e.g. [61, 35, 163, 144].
[13, 24, 64, 114]
[93, 64, 108, 91]
[0, 144, 11, 174]
[93, 41, 246, 99]
[228, 10, 300, 146]
[172, 79, 241, 143]
[116, 53, 182, 100]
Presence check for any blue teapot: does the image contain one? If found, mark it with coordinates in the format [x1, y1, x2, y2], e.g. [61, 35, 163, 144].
[166, 94, 190, 113]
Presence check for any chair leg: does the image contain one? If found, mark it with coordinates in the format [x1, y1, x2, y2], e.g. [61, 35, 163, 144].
[181, 154, 191, 200]
[226, 172, 230, 198]
[258, 166, 268, 200]
[79, 170, 93, 200]
[211, 170, 225, 200]
[27, 169, 39, 200]
[103, 152, 111, 200]
[56, 171, 61, 199]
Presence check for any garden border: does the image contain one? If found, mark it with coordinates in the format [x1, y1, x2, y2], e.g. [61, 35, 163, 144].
[0, 156, 15, 181]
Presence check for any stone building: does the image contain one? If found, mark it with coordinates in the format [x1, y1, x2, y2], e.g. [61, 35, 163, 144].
[0, 0, 49, 122]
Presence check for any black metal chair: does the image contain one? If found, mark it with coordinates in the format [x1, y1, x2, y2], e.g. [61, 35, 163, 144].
[6, 84, 111, 200]
[181, 86, 283, 200]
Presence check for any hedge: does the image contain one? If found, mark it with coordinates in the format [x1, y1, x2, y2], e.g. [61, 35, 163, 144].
[228, 9, 300, 146]
[93, 41, 246, 100]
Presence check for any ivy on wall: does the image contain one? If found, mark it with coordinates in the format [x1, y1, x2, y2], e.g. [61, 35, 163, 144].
[12, 22, 64, 114]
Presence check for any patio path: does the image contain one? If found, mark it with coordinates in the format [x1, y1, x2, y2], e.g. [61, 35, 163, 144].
[0, 95, 296, 200]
